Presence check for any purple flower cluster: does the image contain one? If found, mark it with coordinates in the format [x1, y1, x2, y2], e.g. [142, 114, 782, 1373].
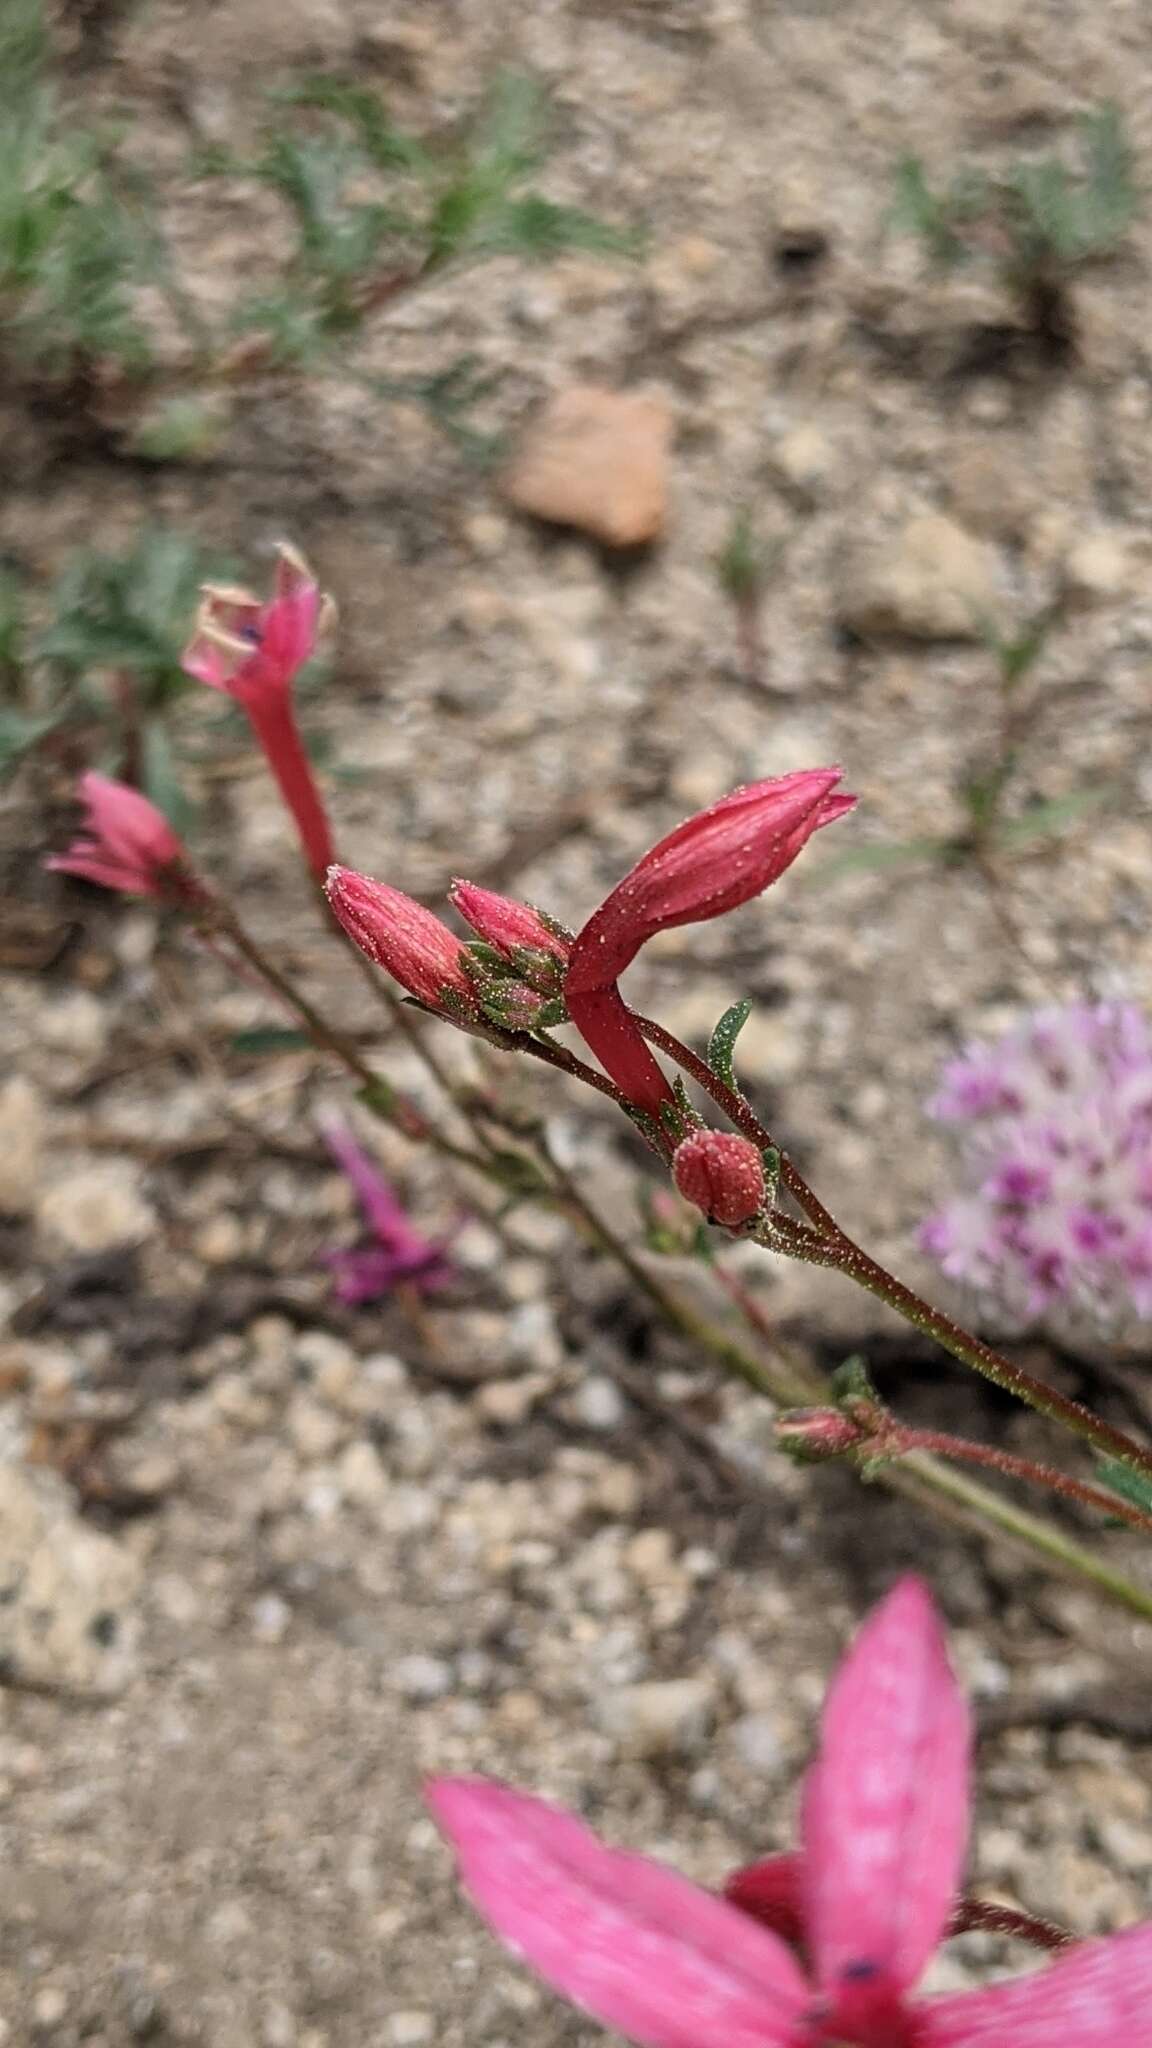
[920, 1002, 1152, 1328]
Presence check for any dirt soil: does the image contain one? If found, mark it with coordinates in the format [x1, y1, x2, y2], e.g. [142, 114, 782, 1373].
[5, 1, 1152, 2043]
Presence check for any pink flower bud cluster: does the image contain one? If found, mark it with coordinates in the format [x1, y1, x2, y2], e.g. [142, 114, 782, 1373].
[920, 1001, 1152, 1328]
[327, 769, 854, 1117]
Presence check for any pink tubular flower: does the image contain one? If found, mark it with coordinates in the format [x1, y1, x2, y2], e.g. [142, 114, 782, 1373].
[449, 880, 571, 970]
[47, 772, 205, 905]
[672, 1130, 766, 1226]
[564, 770, 854, 1114]
[325, 866, 477, 1015]
[320, 1118, 454, 1304]
[429, 1577, 1152, 2047]
[182, 544, 335, 880]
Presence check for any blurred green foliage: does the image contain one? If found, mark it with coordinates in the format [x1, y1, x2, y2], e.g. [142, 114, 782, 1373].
[891, 106, 1138, 348]
[0, 0, 635, 445]
[2, 532, 226, 823]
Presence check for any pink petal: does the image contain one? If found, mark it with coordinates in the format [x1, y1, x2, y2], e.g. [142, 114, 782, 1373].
[261, 564, 321, 676]
[918, 1924, 1152, 2046]
[801, 1577, 970, 1998]
[79, 772, 181, 868]
[46, 851, 146, 894]
[181, 631, 234, 692]
[429, 1778, 809, 2048]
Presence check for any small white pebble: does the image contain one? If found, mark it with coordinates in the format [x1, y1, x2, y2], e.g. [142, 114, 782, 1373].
[386, 2014, 434, 2048]
[391, 1654, 453, 1702]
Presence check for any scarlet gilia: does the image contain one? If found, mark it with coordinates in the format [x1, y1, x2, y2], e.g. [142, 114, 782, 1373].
[564, 769, 854, 1115]
[183, 544, 335, 881]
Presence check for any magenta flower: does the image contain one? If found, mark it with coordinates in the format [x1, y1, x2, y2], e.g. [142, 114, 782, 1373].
[183, 544, 335, 880]
[320, 1119, 454, 1304]
[430, 1578, 1152, 2046]
[47, 772, 205, 906]
[920, 1002, 1152, 1327]
[563, 771, 854, 1116]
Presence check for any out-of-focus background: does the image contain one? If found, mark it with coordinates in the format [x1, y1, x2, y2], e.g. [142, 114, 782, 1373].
[5, 1, 1152, 2041]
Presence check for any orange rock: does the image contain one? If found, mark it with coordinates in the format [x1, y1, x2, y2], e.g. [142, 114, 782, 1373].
[502, 385, 672, 548]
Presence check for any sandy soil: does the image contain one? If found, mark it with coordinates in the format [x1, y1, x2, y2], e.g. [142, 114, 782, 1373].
[4, 1, 1152, 2042]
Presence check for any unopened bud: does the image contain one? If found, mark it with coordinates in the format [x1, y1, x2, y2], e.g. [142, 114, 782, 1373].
[774, 1409, 866, 1461]
[326, 866, 477, 1016]
[450, 880, 570, 972]
[671, 1130, 766, 1227]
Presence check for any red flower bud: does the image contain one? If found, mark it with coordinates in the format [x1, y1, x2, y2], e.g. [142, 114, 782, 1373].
[564, 770, 853, 1114]
[567, 769, 853, 997]
[773, 1408, 867, 1459]
[672, 1130, 766, 1226]
[450, 881, 570, 967]
[47, 773, 205, 907]
[326, 866, 476, 1014]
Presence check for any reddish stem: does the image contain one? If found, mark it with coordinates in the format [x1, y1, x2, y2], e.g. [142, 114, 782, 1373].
[638, 1013, 1152, 1484]
[877, 1422, 1152, 1537]
[951, 1897, 1074, 1954]
[245, 691, 334, 881]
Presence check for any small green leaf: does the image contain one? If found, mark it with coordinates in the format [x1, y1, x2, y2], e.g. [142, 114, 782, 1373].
[801, 836, 958, 884]
[995, 787, 1106, 848]
[829, 1354, 878, 1404]
[358, 1076, 397, 1119]
[1096, 1458, 1152, 1517]
[231, 1026, 314, 1055]
[140, 717, 192, 834]
[0, 706, 59, 769]
[707, 999, 752, 1094]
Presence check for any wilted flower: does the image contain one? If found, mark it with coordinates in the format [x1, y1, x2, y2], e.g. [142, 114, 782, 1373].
[564, 771, 853, 1114]
[325, 868, 478, 1017]
[920, 1002, 1152, 1327]
[47, 772, 205, 906]
[672, 1129, 766, 1226]
[320, 1119, 454, 1304]
[430, 1577, 1152, 2046]
[183, 544, 334, 880]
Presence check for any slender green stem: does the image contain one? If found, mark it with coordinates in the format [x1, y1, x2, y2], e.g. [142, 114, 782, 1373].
[889, 1450, 1152, 1623]
[198, 929, 1152, 1615]
[546, 1140, 1152, 1617]
[538, 1135, 812, 1406]
[211, 905, 485, 1169]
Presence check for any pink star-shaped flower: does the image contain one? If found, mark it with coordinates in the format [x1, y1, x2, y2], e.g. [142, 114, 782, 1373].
[429, 1578, 1152, 2046]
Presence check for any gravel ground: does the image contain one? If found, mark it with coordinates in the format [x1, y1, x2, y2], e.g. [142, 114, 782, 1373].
[4, 1, 1152, 2042]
